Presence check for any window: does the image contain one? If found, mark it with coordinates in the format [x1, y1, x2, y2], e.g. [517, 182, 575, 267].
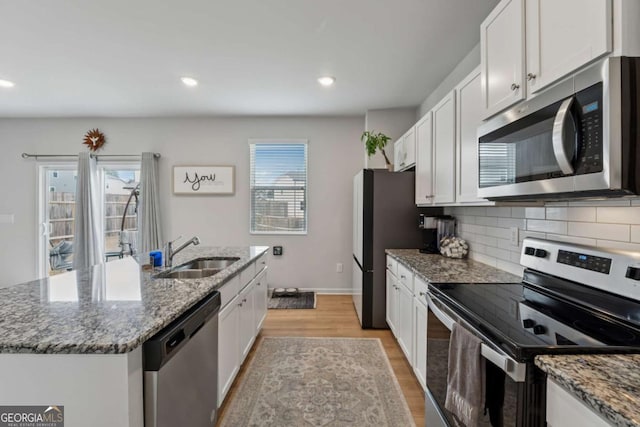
[38, 162, 140, 277]
[249, 140, 308, 234]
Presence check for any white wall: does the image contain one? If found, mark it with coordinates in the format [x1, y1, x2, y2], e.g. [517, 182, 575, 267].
[417, 43, 481, 118]
[364, 108, 417, 169]
[448, 200, 640, 278]
[0, 116, 364, 292]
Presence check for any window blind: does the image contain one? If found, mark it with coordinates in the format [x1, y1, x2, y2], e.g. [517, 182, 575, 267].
[249, 142, 308, 234]
[479, 143, 516, 188]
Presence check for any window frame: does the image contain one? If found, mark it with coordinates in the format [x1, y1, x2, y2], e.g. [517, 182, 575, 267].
[248, 139, 308, 236]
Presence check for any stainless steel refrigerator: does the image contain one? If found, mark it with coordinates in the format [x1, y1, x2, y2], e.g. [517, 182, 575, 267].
[352, 169, 423, 329]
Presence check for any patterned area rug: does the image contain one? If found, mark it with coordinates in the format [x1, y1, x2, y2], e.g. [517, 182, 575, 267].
[268, 292, 316, 309]
[219, 337, 415, 427]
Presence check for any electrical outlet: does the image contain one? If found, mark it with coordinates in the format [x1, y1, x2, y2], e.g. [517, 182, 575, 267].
[336, 263, 343, 273]
[510, 227, 519, 246]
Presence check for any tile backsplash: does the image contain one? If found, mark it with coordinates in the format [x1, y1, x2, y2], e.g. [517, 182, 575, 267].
[446, 199, 640, 277]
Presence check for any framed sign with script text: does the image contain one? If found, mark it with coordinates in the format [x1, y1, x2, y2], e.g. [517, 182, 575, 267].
[173, 165, 235, 195]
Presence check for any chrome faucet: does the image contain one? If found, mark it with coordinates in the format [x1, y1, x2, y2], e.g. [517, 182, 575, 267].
[165, 235, 200, 267]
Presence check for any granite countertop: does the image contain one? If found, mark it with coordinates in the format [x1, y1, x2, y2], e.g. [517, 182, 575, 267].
[0, 246, 268, 355]
[536, 354, 640, 427]
[385, 249, 521, 284]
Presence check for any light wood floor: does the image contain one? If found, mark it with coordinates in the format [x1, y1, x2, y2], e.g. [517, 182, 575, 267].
[217, 294, 425, 426]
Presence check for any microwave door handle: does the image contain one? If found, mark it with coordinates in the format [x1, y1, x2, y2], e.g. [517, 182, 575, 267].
[426, 293, 455, 331]
[552, 97, 576, 175]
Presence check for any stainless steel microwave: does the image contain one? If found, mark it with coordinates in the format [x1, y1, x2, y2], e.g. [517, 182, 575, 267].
[477, 57, 640, 201]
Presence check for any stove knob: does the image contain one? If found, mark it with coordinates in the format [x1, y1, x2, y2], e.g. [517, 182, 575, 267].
[522, 319, 535, 328]
[524, 247, 535, 256]
[626, 266, 640, 281]
[534, 249, 548, 258]
[533, 325, 546, 335]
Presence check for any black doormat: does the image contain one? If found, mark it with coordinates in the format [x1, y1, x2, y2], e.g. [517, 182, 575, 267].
[268, 291, 316, 309]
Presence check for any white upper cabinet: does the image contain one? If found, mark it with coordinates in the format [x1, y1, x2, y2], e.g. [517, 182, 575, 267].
[526, 0, 612, 94]
[432, 91, 456, 205]
[394, 127, 416, 172]
[415, 112, 434, 205]
[456, 66, 489, 204]
[481, 0, 526, 118]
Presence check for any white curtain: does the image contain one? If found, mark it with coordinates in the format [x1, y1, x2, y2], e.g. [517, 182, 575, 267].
[73, 152, 104, 270]
[137, 152, 163, 254]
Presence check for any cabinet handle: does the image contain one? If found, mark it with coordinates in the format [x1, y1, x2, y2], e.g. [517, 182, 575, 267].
[243, 298, 247, 303]
[511, 83, 520, 91]
[257, 281, 261, 286]
[419, 291, 425, 297]
[400, 275, 406, 279]
[238, 302, 243, 307]
[425, 194, 434, 198]
[527, 73, 537, 81]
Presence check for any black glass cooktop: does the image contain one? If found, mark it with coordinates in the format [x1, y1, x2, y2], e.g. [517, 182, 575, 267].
[429, 277, 640, 361]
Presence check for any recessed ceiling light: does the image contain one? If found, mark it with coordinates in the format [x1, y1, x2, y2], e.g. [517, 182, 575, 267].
[318, 76, 335, 87]
[0, 79, 15, 88]
[181, 77, 198, 87]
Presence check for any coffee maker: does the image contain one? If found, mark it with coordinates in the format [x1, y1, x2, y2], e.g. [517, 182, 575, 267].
[419, 214, 456, 254]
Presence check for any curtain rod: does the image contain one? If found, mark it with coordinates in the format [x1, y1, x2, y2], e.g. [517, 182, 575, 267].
[21, 153, 161, 160]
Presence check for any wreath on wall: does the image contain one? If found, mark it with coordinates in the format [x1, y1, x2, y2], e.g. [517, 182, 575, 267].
[82, 128, 106, 152]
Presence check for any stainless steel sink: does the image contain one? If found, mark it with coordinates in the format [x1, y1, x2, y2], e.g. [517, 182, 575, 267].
[155, 268, 221, 279]
[182, 257, 240, 270]
[153, 257, 240, 280]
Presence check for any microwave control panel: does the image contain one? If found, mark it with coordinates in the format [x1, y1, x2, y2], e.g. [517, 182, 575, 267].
[574, 82, 603, 175]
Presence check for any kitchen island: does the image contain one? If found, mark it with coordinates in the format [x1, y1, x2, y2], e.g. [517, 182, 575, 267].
[0, 245, 268, 427]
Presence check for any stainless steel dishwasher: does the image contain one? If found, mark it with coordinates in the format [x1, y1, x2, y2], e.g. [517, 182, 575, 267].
[143, 291, 221, 427]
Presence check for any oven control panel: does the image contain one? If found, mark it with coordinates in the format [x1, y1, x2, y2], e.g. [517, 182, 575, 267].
[556, 250, 611, 274]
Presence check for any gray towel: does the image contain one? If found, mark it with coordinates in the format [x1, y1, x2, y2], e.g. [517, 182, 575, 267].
[445, 323, 485, 427]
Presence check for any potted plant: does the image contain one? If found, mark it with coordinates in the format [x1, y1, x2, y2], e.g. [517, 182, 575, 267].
[362, 131, 393, 171]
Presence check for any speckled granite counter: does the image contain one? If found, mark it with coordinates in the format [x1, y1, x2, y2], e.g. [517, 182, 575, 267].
[385, 249, 521, 283]
[536, 354, 640, 427]
[0, 246, 268, 354]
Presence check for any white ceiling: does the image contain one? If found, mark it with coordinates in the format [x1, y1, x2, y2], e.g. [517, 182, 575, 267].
[1, 0, 498, 117]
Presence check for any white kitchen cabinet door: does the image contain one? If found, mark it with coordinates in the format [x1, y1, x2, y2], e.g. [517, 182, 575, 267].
[386, 270, 398, 334]
[415, 112, 434, 205]
[253, 269, 268, 333]
[397, 282, 414, 362]
[481, 0, 525, 118]
[218, 296, 240, 406]
[394, 138, 404, 172]
[526, 0, 612, 94]
[432, 91, 457, 205]
[413, 298, 428, 391]
[403, 126, 416, 169]
[456, 67, 489, 204]
[238, 282, 255, 363]
[546, 379, 611, 427]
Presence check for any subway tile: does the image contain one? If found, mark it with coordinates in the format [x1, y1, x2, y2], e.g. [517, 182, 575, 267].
[485, 226, 512, 240]
[596, 207, 640, 225]
[519, 230, 547, 241]
[568, 199, 632, 207]
[511, 207, 526, 218]
[544, 234, 596, 246]
[486, 246, 512, 262]
[631, 198, 640, 207]
[485, 207, 512, 218]
[568, 222, 630, 242]
[510, 251, 522, 264]
[546, 207, 596, 222]
[596, 240, 640, 252]
[527, 219, 567, 234]
[496, 260, 525, 277]
[464, 207, 488, 216]
[525, 207, 546, 219]
[456, 215, 476, 225]
[457, 231, 476, 244]
[465, 224, 486, 235]
[470, 252, 497, 267]
[543, 201, 568, 207]
[470, 243, 487, 254]
[631, 226, 640, 243]
[497, 217, 526, 229]
[497, 238, 520, 251]
[482, 236, 498, 248]
[476, 216, 498, 227]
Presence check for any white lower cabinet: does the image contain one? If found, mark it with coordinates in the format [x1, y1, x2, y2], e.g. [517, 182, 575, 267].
[217, 257, 268, 406]
[386, 256, 430, 392]
[546, 379, 611, 427]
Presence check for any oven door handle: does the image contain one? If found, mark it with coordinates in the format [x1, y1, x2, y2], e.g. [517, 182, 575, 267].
[552, 96, 576, 175]
[427, 292, 527, 383]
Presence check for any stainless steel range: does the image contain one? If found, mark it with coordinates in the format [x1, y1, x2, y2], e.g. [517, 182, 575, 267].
[425, 238, 640, 427]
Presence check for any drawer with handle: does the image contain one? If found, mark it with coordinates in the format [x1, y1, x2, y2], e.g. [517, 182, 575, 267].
[386, 256, 398, 277]
[397, 263, 413, 292]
